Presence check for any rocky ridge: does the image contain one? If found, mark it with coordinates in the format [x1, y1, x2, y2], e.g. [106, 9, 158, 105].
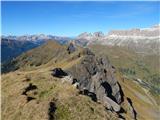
[51, 44, 137, 119]
[2, 41, 158, 120]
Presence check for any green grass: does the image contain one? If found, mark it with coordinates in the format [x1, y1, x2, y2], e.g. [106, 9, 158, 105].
[90, 45, 160, 96]
[2, 68, 119, 120]
[55, 104, 72, 120]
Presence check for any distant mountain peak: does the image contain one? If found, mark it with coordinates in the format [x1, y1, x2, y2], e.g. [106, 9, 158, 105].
[2, 34, 71, 42]
[108, 25, 160, 37]
[75, 25, 160, 54]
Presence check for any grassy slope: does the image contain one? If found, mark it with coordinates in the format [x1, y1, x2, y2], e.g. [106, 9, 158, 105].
[90, 45, 160, 97]
[116, 72, 160, 120]
[2, 41, 160, 120]
[2, 54, 119, 120]
[90, 45, 160, 77]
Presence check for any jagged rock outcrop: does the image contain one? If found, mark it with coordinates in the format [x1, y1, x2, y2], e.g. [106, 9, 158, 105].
[55, 48, 124, 112]
[50, 46, 137, 116]
[75, 25, 160, 54]
[76, 31, 104, 42]
[51, 48, 123, 112]
[67, 42, 76, 54]
[93, 32, 104, 38]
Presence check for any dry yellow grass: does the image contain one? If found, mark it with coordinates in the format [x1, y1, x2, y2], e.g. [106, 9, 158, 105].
[2, 41, 159, 120]
[2, 53, 119, 120]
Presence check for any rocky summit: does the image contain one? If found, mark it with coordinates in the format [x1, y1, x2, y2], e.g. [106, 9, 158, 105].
[67, 42, 76, 54]
[51, 48, 124, 109]
[49, 44, 137, 118]
[68, 49, 123, 104]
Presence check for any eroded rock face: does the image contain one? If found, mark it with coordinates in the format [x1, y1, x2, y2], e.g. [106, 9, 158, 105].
[67, 48, 124, 111]
[51, 48, 124, 112]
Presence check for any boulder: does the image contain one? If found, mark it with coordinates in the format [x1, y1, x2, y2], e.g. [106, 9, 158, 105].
[103, 96, 121, 112]
[52, 68, 68, 78]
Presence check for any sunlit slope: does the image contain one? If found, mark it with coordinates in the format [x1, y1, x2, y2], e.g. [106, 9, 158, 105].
[2, 42, 120, 120]
[2, 41, 159, 120]
[116, 72, 160, 120]
[90, 45, 160, 97]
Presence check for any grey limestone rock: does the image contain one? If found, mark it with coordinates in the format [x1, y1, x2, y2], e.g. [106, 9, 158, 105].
[67, 49, 124, 111]
[67, 42, 76, 54]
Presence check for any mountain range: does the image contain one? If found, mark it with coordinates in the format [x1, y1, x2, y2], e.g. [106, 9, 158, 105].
[1, 35, 71, 63]
[2, 34, 70, 43]
[75, 25, 160, 54]
[2, 25, 159, 63]
[1, 25, 160, 120]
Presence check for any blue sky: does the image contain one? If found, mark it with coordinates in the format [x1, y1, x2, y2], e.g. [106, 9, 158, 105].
[2, 1, 160, 36]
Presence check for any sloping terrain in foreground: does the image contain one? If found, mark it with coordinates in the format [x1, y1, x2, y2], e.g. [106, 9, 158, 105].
[2, 41, 160, 120]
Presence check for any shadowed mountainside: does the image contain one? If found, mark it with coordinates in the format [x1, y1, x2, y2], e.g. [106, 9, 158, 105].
[1, 38, 40, 63]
